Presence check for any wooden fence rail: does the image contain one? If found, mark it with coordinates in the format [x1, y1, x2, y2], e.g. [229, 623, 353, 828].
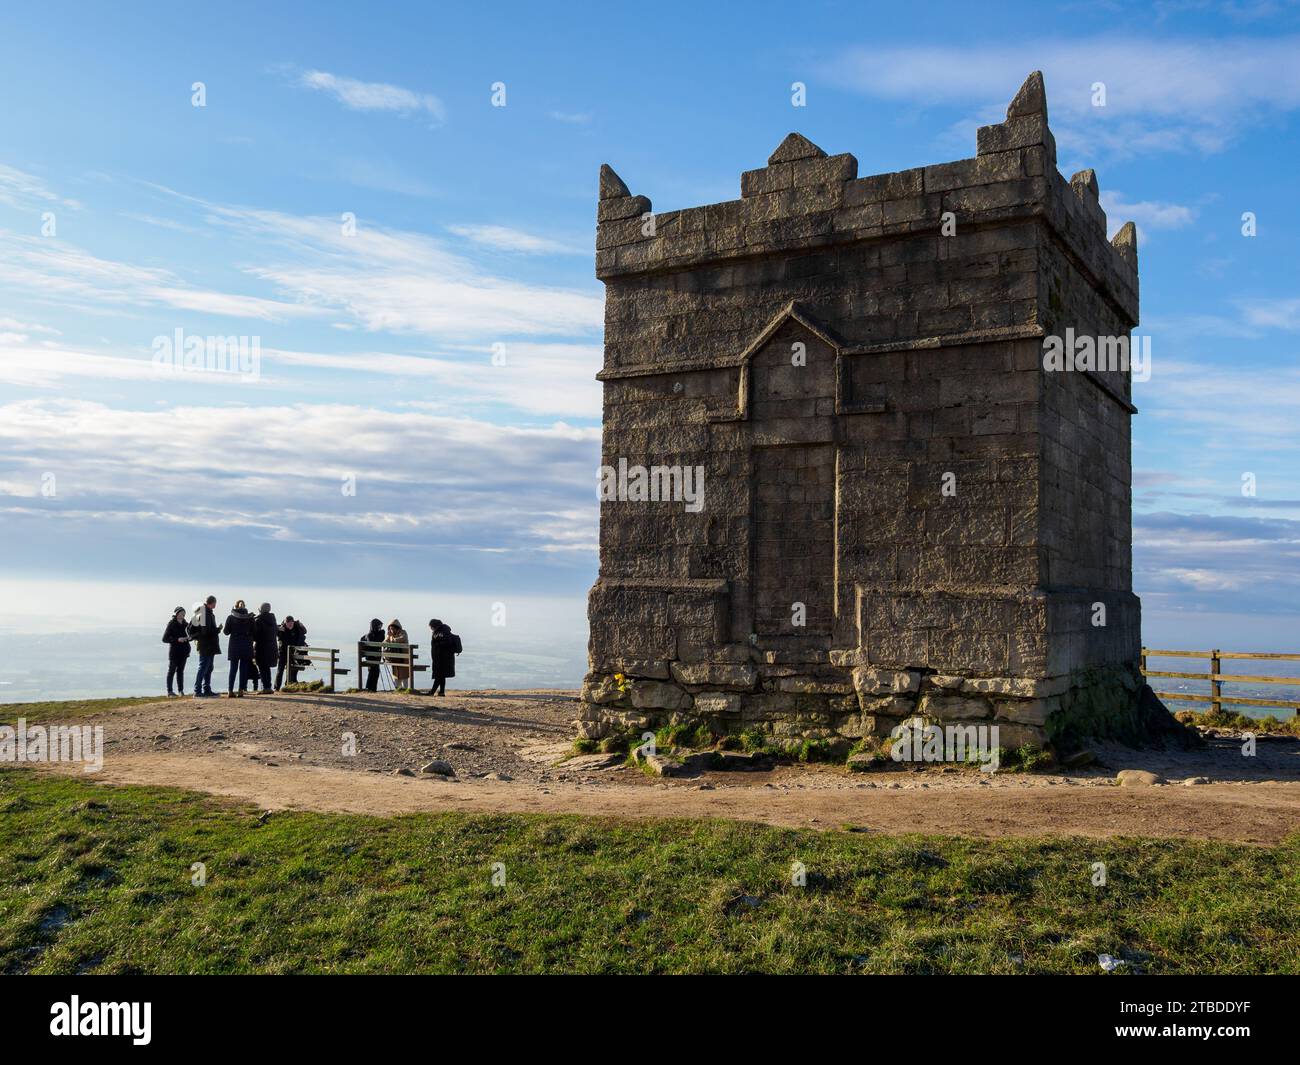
[1140, 647, 1300, 718]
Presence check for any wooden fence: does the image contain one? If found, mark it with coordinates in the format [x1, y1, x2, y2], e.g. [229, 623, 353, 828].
[1140, 648, 1300, 718]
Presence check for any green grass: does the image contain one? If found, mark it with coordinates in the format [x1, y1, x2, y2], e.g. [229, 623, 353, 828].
[2, 768, 1296, 974]
[1176, 707, 1300, 736]
[2, 696, 171, 727]
[279, 680, 327, 693]
[655, 721, 714, 751]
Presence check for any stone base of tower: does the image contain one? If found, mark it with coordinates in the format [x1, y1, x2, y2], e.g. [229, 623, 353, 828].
[577, 660, 1182, 756]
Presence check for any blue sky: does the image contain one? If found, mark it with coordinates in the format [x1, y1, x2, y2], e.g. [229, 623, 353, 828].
[1, 0, 1298, 696]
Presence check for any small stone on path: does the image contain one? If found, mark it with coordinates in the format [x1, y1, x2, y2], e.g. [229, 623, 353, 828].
[1116, 769, 1162, 786]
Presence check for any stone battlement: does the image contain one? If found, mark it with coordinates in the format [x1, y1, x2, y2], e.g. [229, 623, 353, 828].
[596, 72, 1136, 330]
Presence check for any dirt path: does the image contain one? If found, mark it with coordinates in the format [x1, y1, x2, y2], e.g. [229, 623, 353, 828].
[54, 749, 1300, 843]
[36, 690, 1300, 843]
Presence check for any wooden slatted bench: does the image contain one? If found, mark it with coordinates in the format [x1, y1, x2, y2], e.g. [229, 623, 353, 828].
[285, 645, 351, 692]
[356, 641, 428, 691]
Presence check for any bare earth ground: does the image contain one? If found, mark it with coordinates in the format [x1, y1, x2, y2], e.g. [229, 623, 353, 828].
[41, 689, 1300, 844]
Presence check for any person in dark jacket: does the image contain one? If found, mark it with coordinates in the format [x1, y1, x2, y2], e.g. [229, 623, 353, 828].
[253, 603, 278, 693]
[188, 595, 220, 697]
[162, 606, 191, 696]
[246, 606, 262, 692]
[223, 600, 255, 697]
[275, 616, 308, 690]
[361, 618, 385, 691]
[427, 619, 458, 696]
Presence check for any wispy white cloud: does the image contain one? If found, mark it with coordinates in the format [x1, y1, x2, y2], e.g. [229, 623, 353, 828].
[827, 36, 1300, 158]
[1151, 298, 1300, 341]
[1161, 567, 1245, 592]
[0, 164, 83, 211]
[269, 341, 601, 418]
[548, 110, 592, 124]
[2, 168, 604, 341]
[1237, 297, 1300, 331]
[297, 69, 446, 125]
[447, 223, 585, 255]
[0, 398, 599, 554]
[1142, 358, 1300, 450]
[0, 341, 266, 389]
[119, 212, 206, 234]
[184, 200, 603, 339]
[1148, 0, 1293, 25]
[1135, 510, 1300, 612]
[0, 316, 60, 339]
[0, 333, 603, 420]
[0, 231, 324, 323]
[1099, 191, 1196, 239]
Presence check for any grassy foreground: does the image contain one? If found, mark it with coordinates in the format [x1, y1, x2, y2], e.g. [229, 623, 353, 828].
[1, 768, 1296, 974]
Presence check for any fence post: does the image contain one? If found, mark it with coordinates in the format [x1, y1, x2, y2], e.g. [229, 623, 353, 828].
[1210, 648, 1222, 717]
[328, 649, 336, 692]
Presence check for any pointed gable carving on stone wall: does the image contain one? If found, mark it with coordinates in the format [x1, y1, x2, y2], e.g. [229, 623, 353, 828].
[735, 302, 845, 419]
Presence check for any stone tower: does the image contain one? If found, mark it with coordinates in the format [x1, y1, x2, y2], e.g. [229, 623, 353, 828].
[579, 72, 1153, 752]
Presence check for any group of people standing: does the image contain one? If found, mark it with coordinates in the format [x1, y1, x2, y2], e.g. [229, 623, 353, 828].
[162, 596, 307, 697]
[359, 618, 460, 696]
[162, 598, 460, 698]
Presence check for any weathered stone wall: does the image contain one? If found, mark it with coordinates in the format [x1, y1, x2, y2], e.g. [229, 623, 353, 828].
[582, 72, 1148, 752]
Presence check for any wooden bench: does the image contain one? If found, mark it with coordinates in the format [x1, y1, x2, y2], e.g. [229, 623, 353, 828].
[286, 645, 351, 691]
[356, 641, 428, 691]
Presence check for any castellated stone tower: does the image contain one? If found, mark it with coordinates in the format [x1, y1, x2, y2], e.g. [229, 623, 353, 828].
[579, 72, 1156, 753]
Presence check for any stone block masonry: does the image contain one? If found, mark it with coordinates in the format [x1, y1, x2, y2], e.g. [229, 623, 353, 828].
[581, 72, 1167, 753]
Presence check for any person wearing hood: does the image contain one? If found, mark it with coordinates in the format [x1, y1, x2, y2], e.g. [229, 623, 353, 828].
[361, 618, 385, 691]
[222, 600, 255, 697]
[162, 606, 191, 697]
[253, 603, 279, 693]
[384, 619, 410, 688]
[275, 615, 308, 690]
[188, 595, 220, 698]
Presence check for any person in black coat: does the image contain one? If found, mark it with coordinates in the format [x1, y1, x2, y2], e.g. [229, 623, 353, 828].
[223, 600, 255, 697]
[188, 596, 221, 697]
[253, 603, 278, 693]
[245, 604, 262, 693]
[427, 619, 458, 696]
[275, 616, 308, 690]
[360, 618, 385, 691]
[162, 606, 191, 696]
